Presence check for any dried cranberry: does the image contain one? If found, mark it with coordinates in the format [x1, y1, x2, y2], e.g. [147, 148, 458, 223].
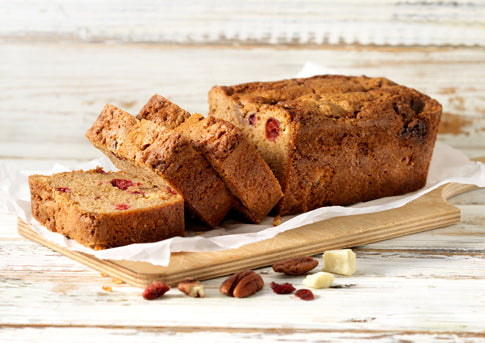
[295, 289, 314, 301]
[114, 203, 130, 210]
[142, 281, 170, 300]
[166, 186, 177, 195]
[271, 282, 295, 294]
[111, 178, 138, 190]
[265, 118, 280, 142]
[55, 187, 71, 193]
[128, 189, 145, 196]
[248, 113, 257, 126]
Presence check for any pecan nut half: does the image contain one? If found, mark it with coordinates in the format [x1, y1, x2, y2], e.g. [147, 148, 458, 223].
[272, 256, 318, 275]
[177, 278, 205, 298]
[220, 270, 264, 298]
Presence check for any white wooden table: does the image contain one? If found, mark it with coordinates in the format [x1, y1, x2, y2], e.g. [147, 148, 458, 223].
[1, 2, 485, 342]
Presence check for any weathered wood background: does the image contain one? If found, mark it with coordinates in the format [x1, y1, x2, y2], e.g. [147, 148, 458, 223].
[1, 1, 484, 342]
[1, 0, 484, 161]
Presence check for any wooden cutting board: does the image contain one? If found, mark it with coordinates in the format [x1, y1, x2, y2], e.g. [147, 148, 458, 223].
[17, 182, 479, 288]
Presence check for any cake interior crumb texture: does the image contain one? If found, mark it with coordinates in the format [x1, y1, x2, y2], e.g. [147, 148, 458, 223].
[85, 104, 235, 229]
[28, 168, 184, 249]
[208, 74, 442, 215]
[135, 94, 283, 223]
[174, 113, 283, 223]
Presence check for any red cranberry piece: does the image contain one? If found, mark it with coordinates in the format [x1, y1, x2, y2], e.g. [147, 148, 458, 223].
[248, 113, 256, 126]
[55, 187, 71, 193]
[111, 178, 138, 190]
[295, 289, 314, 301]
[166, 186, 177, 195]
[265, 118, 280, 142]
[271, 282, 296, 294]
[114, 203, 130, 210]
[128, 189, 145, 196]
[142, 281, 170, 300]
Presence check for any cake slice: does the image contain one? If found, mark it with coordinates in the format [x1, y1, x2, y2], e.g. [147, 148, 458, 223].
[86, 104, 234, 228]
[208, 75, 442, 215]
[28, 167, 184, 249]
[174, 114, 283, 223]
[138, 94, 191, 129]
[137, 94, 283, 223]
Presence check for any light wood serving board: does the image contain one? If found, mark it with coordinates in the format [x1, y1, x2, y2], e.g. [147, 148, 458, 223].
[18, 182, 479, 288]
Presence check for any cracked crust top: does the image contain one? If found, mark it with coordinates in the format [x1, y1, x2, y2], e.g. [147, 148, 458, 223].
[214, 74, 441, 126]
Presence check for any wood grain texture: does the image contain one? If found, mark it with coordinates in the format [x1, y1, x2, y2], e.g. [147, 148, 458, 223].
[1, 0, 484, 47]
[16, 183, 477, 288]
[1, 240, 485, 332]
[1, 328, 485, 343]
[2, 186, 485, 341]
[1, 43, 484, 160]
[1, 327, 485, 343]
[1, 3, 485, 339]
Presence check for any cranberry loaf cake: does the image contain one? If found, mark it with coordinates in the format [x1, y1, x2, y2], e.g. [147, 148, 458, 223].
[86, 104, 234, 228]
[208, 75, 442, 215]
[28, 168, 184, 249]
[173, 114, 283, 223]
[137, 94, 283, 223]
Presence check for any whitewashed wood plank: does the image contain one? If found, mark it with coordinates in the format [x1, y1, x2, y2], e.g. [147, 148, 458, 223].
[2, 180, 484, 334]
[0, 213, 17, 240]
[1, 327, 485, 343]
[1, 240, 485, 332]
[3, 240, 484, 283]
[1, 44, 484, 159]
[0, 0, 483, 47]
[448, 187, 485, 205]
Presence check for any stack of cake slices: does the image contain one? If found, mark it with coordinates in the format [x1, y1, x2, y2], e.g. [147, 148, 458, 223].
[29, 94, 283, 248]
[29, 75, 442, 249]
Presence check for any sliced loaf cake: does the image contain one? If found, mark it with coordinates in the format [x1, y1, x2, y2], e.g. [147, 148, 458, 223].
[174, 114, 282, 223]
[208, 75, 442, 215]
[86, 104, 234, 228]
[138, 95, 283, 223]
[28, 167, 184, 249]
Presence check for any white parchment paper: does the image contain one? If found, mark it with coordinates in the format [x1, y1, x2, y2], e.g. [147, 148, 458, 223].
[2, 142, 484, 266]
[1, 64, 484, 266]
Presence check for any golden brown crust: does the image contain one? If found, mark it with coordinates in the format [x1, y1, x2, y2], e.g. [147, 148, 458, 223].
[137, 94, 191, 129]
[175, 114, 283, 223]
[134, 95, 283, 223]
[28, 169, 184, 248]
[86, 105, 234, 228]
[208, 74, 442, 215]
[85, 104, 138, 151]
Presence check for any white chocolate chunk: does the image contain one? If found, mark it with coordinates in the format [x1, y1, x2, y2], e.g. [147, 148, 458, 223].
[303, 272, 334, 289]
[322, 249, 356, 276]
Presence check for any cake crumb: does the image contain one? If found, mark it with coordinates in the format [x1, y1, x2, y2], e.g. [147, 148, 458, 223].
[112, 278, 124, 285]
[102, 285, 112, 292]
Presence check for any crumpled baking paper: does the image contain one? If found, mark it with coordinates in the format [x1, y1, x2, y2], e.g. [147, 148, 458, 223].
[1, 65, 484, 266]
[2, 142, 484, 266]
